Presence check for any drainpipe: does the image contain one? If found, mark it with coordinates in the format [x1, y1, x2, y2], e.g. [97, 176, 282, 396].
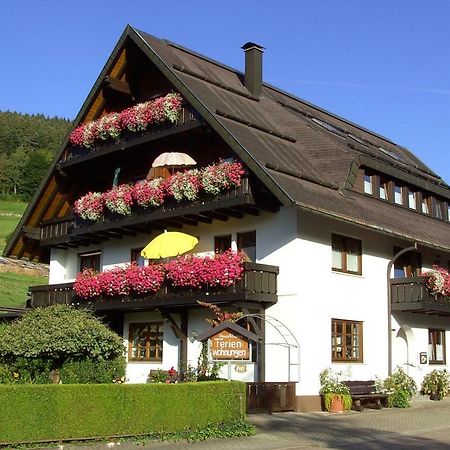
[387, 243, 418, 375]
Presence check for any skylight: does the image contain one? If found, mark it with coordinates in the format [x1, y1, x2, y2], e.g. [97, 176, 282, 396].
[311, 118, 344, 137]
[378, 147, 406, 162]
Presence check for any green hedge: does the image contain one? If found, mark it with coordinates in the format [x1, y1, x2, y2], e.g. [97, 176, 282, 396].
[0, 381, 246, 445]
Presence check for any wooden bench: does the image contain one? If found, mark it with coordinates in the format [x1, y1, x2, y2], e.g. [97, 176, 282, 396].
[343, 380, 389, 411]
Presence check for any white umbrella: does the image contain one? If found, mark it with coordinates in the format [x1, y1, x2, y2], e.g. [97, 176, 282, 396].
[152, 152, 196, 169]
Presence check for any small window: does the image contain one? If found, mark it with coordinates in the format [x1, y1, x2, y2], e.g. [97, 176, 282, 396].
[131, 248, 145, 267]
[422, 196, 430, 214]
[214, 234, 232, 254]
[434, 199, 444, 220]
[429, 329, 446, 364]
[128, 322, 163, 362]
[363, 173, 373, 195]
[394, 184, 403, 205]
[332, 234, 362, 275]
[79, 251, 101, 272]
[332, 319, 363, 362]
[408, 189, 417, 210]
[379, 177, 389, 201]
[237, 230, 256, 262]
[447, 204, 450, 222]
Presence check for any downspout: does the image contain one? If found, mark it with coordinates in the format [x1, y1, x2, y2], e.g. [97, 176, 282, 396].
[387, 243, 418, 375]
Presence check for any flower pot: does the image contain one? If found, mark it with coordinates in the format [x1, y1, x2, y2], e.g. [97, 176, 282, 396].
[329, 395, 345, 413]
[430, 393, 443, 401]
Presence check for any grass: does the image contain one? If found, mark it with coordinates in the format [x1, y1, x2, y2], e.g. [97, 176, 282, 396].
[0, 272, 47, 308]
[0, 200, 47, 308]
[0, 200, 27, 253]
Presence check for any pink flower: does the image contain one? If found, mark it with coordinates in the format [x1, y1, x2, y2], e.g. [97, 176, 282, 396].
[132, 178, 165, 208]
[69, 93, 183, 149]
[74, 192, 104, 221]
[103, 185, 134, 216]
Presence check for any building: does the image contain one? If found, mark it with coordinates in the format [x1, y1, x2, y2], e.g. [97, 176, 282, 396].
[5, 25, 450, 411]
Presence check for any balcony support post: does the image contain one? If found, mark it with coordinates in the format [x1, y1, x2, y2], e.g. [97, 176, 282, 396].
[387, 243, 418, 376]
[160, 311, 188, 379]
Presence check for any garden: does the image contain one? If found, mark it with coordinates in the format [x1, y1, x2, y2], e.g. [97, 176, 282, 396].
[0, 305, 253, 446]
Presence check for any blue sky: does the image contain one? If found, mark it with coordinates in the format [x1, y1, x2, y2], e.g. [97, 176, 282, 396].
[1, 1, 449, 182]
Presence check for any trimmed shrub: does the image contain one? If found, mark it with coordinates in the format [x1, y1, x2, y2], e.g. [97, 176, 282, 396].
[0, 305, 123, 361]
[60, 357, 126, 384]
[0, 381, 247, 445]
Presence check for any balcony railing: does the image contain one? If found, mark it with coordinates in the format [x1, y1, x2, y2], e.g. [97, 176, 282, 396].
[39, 176, 255, 246]
[390, 276, 450, 315]
[59, 104, 201, 164]
[28, 262, 278, 310]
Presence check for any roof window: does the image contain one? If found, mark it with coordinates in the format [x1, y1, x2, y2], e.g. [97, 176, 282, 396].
[311, 118, 344, 137]
[378, 147, 405, 163]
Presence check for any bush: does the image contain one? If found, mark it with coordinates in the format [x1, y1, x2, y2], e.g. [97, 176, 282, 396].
[0, 305, 123, 361]
[0, 381, 247, 445]
[387, 389, 410, 408]
[0, 357, 53, 384]
[60, 357, 126, 384]
[421, 369, 450, 399]
[379, 367, 417, 408]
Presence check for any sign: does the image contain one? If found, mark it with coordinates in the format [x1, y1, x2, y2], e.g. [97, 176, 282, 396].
[420, 352, 428, 364]
[210, 329, 250, 360]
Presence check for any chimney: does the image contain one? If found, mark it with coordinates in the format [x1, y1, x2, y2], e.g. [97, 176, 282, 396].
[241, 42, 264, 98]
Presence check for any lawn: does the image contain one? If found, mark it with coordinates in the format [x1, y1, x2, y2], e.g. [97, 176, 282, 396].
[0, 200, 27, 253]
[0, 200, 48, 308]
[0, 272, 47, 308]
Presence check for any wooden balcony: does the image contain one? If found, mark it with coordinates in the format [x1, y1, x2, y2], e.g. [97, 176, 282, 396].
[38, 176, 263, 248]
[59, 104, 201, 166]
[28, 262, 279, 311]
[390, 276, 450, 315]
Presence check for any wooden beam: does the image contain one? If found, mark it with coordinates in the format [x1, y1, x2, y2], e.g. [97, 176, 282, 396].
[103, 76, 132, 96]
[177, 217, 198, 226]
[216, 208, 244, 219]
[22, 226, 41, 240]
[203, 211, 228, 221]
[185, 214, 212, 224]
[233, 205, 260, 216]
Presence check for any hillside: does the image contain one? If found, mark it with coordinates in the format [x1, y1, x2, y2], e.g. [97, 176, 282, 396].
[0, 200, 48, 308]
[0, 111, 71, 201]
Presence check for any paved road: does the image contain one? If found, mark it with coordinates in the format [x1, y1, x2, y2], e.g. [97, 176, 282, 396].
[63, 397, 450, 450]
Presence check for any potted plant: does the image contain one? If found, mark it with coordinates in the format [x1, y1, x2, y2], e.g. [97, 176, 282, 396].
[421, 369, 450, 400]
[319, 368, 352, 413]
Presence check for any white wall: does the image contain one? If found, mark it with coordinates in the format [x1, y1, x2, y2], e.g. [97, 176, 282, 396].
[48, 207, 450, 395]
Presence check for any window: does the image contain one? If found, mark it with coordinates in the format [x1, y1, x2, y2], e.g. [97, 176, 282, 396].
[331, 234, 362, 275]
[422, 196, 430, 214]
[408, 189, 417, 210]
[331, 319, 363, 362]
[363, 173, 373, 195]
[237, 230, 256, 262]
[448, 204, 450, 222]
[379, 177, 389, 200]
[429, 329, 446, 364]
[131, 248, 145, 267]
[214, 234, 232, 254]
[79, 251, 101, 272]
[394, 183, 404, 205]
[393, 247, 422, 278]
[128, 322, 163, 362]
[434, 199, 444, 220]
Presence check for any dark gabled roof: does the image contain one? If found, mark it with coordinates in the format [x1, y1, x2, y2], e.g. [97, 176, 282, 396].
[5, 25, 450, 259]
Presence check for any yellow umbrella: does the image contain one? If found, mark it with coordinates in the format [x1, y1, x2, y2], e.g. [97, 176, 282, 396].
[141, 231, 199, 259]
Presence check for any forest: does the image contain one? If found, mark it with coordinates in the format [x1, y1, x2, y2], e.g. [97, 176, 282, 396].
[0, 111, 71, 201]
